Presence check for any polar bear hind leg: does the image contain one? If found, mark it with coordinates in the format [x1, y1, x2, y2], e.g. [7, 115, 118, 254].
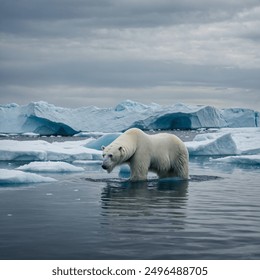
[171, 154, 189, 180]
[156, 153, 189, 180]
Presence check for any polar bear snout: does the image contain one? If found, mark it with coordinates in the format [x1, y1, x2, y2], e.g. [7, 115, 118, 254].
[101, 158, 109, 170]
[101, 156, 114, 173]
[101, 162, 113, 173]
[101, 163, 108, 170]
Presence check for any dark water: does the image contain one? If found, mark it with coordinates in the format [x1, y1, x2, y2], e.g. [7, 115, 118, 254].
[0, 135, 260, 260]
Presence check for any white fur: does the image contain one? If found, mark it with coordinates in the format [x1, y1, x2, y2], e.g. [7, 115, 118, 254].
[102, 128, 189, 181]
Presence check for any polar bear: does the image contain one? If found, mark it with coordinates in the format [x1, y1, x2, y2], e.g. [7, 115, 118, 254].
[101, 128, 189, 181]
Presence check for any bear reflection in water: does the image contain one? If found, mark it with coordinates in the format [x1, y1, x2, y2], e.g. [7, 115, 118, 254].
[100, 178, 189, 222]
[84, 175, 221, 233]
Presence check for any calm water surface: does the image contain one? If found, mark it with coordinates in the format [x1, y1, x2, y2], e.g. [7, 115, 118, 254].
[0, 133, 260, 260]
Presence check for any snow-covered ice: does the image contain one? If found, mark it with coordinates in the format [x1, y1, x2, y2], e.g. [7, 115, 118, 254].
[0, 139, 102, 161]
[0, 138, 103, 183]
[17, 161, 85, 172]
[186, 133, 238, 156]
[0, 169, 56, 184]
[221, 108, 259, 128]
[211, 155, 260, 165]
[188, 128, 260, 155]
[0, 100, 259, 135]
[186, 128, 260, 167]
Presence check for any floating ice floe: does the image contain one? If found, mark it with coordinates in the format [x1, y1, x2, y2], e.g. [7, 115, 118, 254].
[186, 133, 238, 156]
[0, 169, 56, 184]
[185, 128, 260, 155]
[186, 128, 260, 156]
[17, 161, 85, 172]
[211, 155, 260, 165]
[0, 139, 102, 161]
[0, 100, 258, 135]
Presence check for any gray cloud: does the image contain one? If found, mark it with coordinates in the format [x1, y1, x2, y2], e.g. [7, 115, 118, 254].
[0, 0, 259, 110]
[1, 0, 259, 34]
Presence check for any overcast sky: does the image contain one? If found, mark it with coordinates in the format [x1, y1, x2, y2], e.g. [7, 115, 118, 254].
[0, 0, 259, 109]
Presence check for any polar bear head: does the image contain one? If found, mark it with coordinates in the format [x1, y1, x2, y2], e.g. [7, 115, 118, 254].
[101, 144, 126, 173]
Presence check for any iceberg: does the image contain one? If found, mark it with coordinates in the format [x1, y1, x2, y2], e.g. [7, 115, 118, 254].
[221, 108, 259, 128]
[0, 102, 78, 136]
[0, 100, 152, 135]
[17, 161, 85, 173]
[186, 133, 238, 156]
[114, 100, 160, 112]
[186, 128, 260, 156]
[0, 169, 56, 184]
[0, 100, 259, 135]
[131, 104, 227, 130]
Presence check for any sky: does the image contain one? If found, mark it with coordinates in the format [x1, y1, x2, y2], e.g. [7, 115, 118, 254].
[0, 0, 259, 110]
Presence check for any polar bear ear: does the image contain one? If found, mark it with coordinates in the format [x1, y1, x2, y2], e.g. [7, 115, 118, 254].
[101, 145, 106, 150]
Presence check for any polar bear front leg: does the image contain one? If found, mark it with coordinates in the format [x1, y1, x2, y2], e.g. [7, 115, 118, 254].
[129, 156, 149, 181]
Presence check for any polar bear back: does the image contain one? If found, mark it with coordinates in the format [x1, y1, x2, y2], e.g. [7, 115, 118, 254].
[122, 128, 186, 153]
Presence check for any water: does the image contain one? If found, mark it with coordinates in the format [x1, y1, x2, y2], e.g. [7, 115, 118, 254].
[0, 134, 260, 260]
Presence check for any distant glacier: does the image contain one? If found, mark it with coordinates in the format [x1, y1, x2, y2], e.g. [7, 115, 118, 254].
[0, 100, 259, 136]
